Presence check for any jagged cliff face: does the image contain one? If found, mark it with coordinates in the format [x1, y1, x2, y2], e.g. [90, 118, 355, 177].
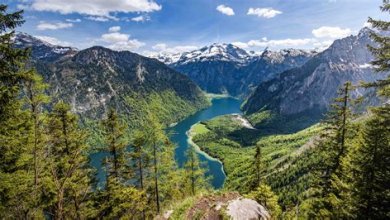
[158, 43, 315, 96]
[16, 33, 208, 118]
[243, 28, 386, 128]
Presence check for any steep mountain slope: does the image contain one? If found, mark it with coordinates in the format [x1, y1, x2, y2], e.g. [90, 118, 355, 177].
[16, 33, 209, 122]
[242, 28, 385, 132]
[165, 43, 315, 96]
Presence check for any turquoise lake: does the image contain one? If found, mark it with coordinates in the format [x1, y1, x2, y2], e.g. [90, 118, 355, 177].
[168, 97, 242, 189]
[90, 97, 242, 189]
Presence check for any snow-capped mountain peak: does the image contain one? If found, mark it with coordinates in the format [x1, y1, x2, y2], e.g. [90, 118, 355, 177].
[14, 32, 78, 61]
[177, 43, 250, 64]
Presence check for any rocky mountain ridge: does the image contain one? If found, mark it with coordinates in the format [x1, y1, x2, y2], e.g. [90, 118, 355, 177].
[242, 27, 387, 132]
[159, 43, 316, 96]
[15, 33, 209, 120]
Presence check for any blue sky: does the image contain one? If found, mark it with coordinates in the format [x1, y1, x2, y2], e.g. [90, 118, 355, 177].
[6, 0, 385, 55]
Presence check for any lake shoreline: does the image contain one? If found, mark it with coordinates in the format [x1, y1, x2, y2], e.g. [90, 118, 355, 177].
[187, 125, 227, 179]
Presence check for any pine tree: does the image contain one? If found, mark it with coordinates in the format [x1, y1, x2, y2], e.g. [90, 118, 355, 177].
[145, 110, 164, 214]
[102, 108, 130, 182]
[247, 184, 282, 218]
[251, 143, 264, 190]
[367, 0, 390, 97]
[308, 82, 354, 218]
[0, 5, 42, 218]
[347, 2, 390, 217]
[350, 107, 390, 219]
[46, 101, 93, 219]
[184, 145, 208, 196]
[132, 130, 148, 190]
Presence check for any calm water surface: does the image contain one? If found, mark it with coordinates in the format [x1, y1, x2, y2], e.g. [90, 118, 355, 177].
[90, 97, 242, 189]
[168, 97, 242, 189]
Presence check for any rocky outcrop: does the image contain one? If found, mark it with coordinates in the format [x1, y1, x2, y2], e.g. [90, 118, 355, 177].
[161, 192, 270, 220]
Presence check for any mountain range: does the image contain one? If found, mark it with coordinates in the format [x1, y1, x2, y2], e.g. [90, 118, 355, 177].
[15, 33, 209, 122]
[15, 28, 386, 131]
[154, 43, 317, 96]
[242, 27, 386, 132]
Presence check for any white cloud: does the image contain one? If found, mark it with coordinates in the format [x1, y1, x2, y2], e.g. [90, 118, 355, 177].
[29, 0, 161, 18]
[109, 26, 121, 33]
[247, 8, 282, 18]
[151, 43, 198, 54]
[100, 31, 145, 51]
[86, 15, 119, 22]
[216, 5, 235, 16]
[232, 37, 335, 51]
[65, 18, 81, 23]
[101, 32, 130, 43]
[108, 39, 145, 51]
[36, 21, 73, 30]
[312, 26, 352, 39]
[248, 38, 315, 47]
[131, 15, 150, 22]
[34, 35, 71, 46]
[231, 42, 250, 49]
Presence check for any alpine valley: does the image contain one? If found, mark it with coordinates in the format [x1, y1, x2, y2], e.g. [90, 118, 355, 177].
[1, 2, 390, 219]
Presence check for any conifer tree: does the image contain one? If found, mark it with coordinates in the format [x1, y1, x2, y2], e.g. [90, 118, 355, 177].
[350, 107, 390, 219]
[0, 5, 41, 218]
[46, 101, 92, 219]
[184, 145, 208, 196]
[308, 82, 354, 218]
[102, 108, 130, 182]
[347, 2, 390, 218]
[367, 0, 390, 97]
[251, 143, 264, 190]
[132, 130, 148, 191]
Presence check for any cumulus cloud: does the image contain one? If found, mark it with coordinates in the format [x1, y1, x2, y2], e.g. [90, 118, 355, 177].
[100, 29, 145, 51]
[65, 18, 81, 23]
[151, 43, 198, 54]
[249, 38, 315, 47]
[35, 35, 71, 46]
[28, 0, 161, 19]
[131, 15, 150, 22]
[232, 37, 331, 51]
[101, 32, 130, 43]
[216, 5, 235, 16]
[247, 8, 282, 18]
[86, 15, 119, 22]
[109, 26, 121, 33]
[312, 26, 352, 39]
[37, 21, 73, 30]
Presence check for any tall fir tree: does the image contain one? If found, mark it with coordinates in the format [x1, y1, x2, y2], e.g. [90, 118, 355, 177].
[102, 108, 130, 182]
[183, 145, 208, 196]
[0, 5, 44, 218]
[46, 101, 93, 219]
[251, 143, 264, 190]
[367, 0, 390, 97]
[347, 1, 390, 218]
[307, 82, 354, 218]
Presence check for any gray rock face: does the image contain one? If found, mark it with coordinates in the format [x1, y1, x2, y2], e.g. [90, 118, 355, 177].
[243, 28, 386, 121]
[227, 198, 270, 220]
[164, 44, 315, 96]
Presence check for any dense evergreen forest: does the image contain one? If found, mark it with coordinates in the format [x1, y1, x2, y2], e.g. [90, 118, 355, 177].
[0, 1, 389, 219]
